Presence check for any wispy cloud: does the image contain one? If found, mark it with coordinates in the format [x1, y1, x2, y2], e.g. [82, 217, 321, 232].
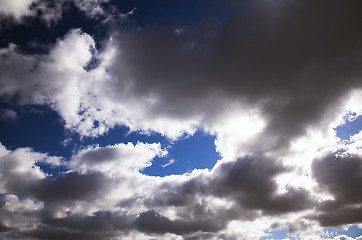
[161, 159, 175, 168]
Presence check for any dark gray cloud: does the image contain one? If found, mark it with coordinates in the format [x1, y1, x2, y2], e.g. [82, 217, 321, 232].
[0, 148, 112, 216]
[5, 154, 311, 239]
[5, 171, 110, 205]
[134, 210, 223, 235]
[312, 152, 362, 205]
[0, 222, 10, 232]
[108, 0, 362, 150]
[75, 147, 120, 164]
[2, 0, 362, 143]
[149, 155, 314, 222]
[24, 225, 100, 240]
[316, 206, 362, 227]
[312, 151, 362, 226]
[211, 156, 314, 214]
[19, 211, 136, 240]
[44, 211, 133, 233]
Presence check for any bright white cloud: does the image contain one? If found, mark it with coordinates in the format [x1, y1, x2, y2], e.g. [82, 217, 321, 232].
[0, 0, 35, 20]
[69, 142, 167, 176]
[162, 159, 175, 168]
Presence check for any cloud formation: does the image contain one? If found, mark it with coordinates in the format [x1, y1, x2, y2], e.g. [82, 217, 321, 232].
[1, 0, 362, 239]
[312, 151, 362, 227]
[0, 0, 111, 24]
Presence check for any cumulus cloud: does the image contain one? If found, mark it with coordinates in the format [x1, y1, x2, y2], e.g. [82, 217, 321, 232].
[1, 0, 361, 144]
[0, 141, 317, 239]
[105, 0, 362, 149]
[1, 0, 362, 239]
[134, 210, 223, 235]
[0, 0, 112, 25]
[2, 0, 362, 147]
[152, 155, 314, 219]
[328, 236, 362, 240]
[0, 142, 362, 238]
[69, 142, 167, 176]
[312, 150, 362, 227]
[0, 0, 36, 20]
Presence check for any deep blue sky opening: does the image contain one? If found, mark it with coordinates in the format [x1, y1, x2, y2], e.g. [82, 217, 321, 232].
[142, 130, 221, 177]
[0, 103, 220, 177]
[0, 103, 167, 157]
[0, 103, 68, 156]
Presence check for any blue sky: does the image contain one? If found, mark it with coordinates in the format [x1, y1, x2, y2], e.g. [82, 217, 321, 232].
[335, 114, 362, 141]
[1, 1, 362, 239]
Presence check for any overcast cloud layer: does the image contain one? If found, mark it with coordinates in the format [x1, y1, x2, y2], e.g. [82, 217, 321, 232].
[1, 0, 362, 239]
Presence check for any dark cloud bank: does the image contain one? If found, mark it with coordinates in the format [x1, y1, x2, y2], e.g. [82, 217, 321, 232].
[1, 148, 362, 239]
[109, 0, 362, 149]
[1, 0, 362, 239]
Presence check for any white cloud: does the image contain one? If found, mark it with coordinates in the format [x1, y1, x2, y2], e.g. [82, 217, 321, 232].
[73, 0, 109, 18]
[0, 0, 115, 26]
[162, 159, 175, 168]
[69, 142, 167, 176]
[327, 236, 362, 240]
[0, 143, 64, 192]
[0, 0, 35, 20]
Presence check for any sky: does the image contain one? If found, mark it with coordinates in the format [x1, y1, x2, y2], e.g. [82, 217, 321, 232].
[1, 0, 362, 239]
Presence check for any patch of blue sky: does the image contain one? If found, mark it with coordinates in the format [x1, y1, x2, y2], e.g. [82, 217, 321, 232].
[0, 104, 166, 157]
[322, 225, 362, 239]
[0, 104, 220, 177]
[0, 104, 70, 177]
[142, 130, 221, 177]
[261, 226, 362, 240]
[335, 113, 362, 141]
[123, 0, 215, 26]
[0, 104, 68, 157]
[79, 124, 168, 149]
[260, 228, 301, 240]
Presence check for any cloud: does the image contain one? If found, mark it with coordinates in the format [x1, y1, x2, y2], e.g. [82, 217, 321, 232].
[0, 141, 361, 238]
[155, 155, 314, 216]
[316, 206, 362, 227]
[69, 142, 166, 176]
[1, 0, 362, 239]
[72, 0, 110, 18]
[0, 0, 112, 25]
[162, 159, 175, 168]
[0, 109, 16, 121]
[134, 210, 223, 235]
[0, 143, 301, 239]
[212, 156, 314, 215]
[0, 0, 36, 20]
[312, 152, 362, 206]
[2, 0, 362, 144]
[105, 0, 362, 149]
[312, 150, 362, 226]
[0, 143, 62, 193]
[0, 194, 44, 231]
[327, 236, 362, 240]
